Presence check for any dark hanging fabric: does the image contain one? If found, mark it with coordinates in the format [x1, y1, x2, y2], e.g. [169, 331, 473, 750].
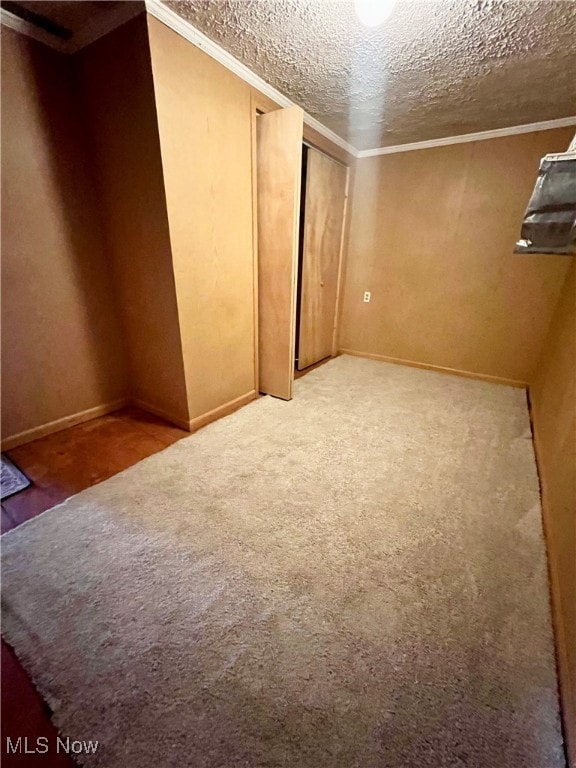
[515, 154, 576, 255]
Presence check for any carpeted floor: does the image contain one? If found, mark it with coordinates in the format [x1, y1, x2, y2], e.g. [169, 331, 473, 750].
[1, 356, 564, 767]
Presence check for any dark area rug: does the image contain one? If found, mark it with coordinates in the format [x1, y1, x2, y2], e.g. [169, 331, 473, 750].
[1, 454, 31, 500]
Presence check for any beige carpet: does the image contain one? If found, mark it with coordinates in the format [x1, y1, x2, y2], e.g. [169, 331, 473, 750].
[1, 356, 564, 767]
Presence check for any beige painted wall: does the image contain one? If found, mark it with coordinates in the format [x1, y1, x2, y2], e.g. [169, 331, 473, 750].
[530, 261, 576, 766]
[147, 16, 256, 422]
[1, 27, 127, 443]
[76, 16, 189, 426]
[2, 17, 351, 442]
[339, 128, 574, 384]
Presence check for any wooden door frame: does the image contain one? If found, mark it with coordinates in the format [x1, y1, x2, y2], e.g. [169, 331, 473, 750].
[250, 90, 354, 387]
[252, 99, 303, 399]
[249, 91, 282, 396]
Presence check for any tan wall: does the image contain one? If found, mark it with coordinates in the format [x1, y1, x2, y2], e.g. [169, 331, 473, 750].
[339, 129, 574, 384]
[1, 27, 127, 444]
[530, 261, 576, 766]
[76, 16, 189, 426]
[2, 17, 351, 441]
[146, 17, 256, 422]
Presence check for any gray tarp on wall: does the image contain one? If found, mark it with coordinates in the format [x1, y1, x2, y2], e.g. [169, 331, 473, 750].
[515, 153, 576, 255]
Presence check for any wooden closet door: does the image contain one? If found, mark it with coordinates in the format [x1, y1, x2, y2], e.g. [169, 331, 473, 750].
[256, 106, 303, 400]
[298, 148, 348, 370]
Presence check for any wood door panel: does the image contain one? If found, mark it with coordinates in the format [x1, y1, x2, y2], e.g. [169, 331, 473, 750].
[298, 148, 348, 370]
[256, 106, 303, 399]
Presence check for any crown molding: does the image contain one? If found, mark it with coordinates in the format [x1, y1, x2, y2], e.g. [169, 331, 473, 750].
[1, 8, 69, 53]
[144, 0, 359, 158]
[3, 0, 573, 161]
[356, 117, 576, 158]
[142, 2, 576, 160]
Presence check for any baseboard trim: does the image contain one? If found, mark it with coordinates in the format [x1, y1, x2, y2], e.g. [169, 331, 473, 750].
[1, 391, 260, 452]
[339, 349, 528, 388]
[131, 399, 190, 432]
[530, 401, 576, 768]
[188, 390, 258, 432]
[1, 399, 128, 451]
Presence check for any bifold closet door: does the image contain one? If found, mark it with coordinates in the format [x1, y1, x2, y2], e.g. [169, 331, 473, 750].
[298, 148, 348, 370]
[256, 106, 303, 400]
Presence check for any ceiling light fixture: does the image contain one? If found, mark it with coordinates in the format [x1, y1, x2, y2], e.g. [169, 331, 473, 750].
[354, 0, 397, 27]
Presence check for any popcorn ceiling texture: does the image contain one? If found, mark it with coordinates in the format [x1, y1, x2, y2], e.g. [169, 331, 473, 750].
[165, 0, 576, 150]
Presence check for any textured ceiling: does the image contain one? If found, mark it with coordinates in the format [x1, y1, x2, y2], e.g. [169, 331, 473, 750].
[165, 0, 576, 150]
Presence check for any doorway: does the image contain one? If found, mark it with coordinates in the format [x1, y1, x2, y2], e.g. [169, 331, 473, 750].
[255, 106, 349, 400]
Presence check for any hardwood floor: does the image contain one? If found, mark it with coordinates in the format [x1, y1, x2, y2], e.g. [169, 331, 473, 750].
[1, 407, 188, 766]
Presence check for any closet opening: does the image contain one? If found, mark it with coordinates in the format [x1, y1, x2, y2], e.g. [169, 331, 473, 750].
[295, 144, 348, 374]
[255, 105, 349, 400]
